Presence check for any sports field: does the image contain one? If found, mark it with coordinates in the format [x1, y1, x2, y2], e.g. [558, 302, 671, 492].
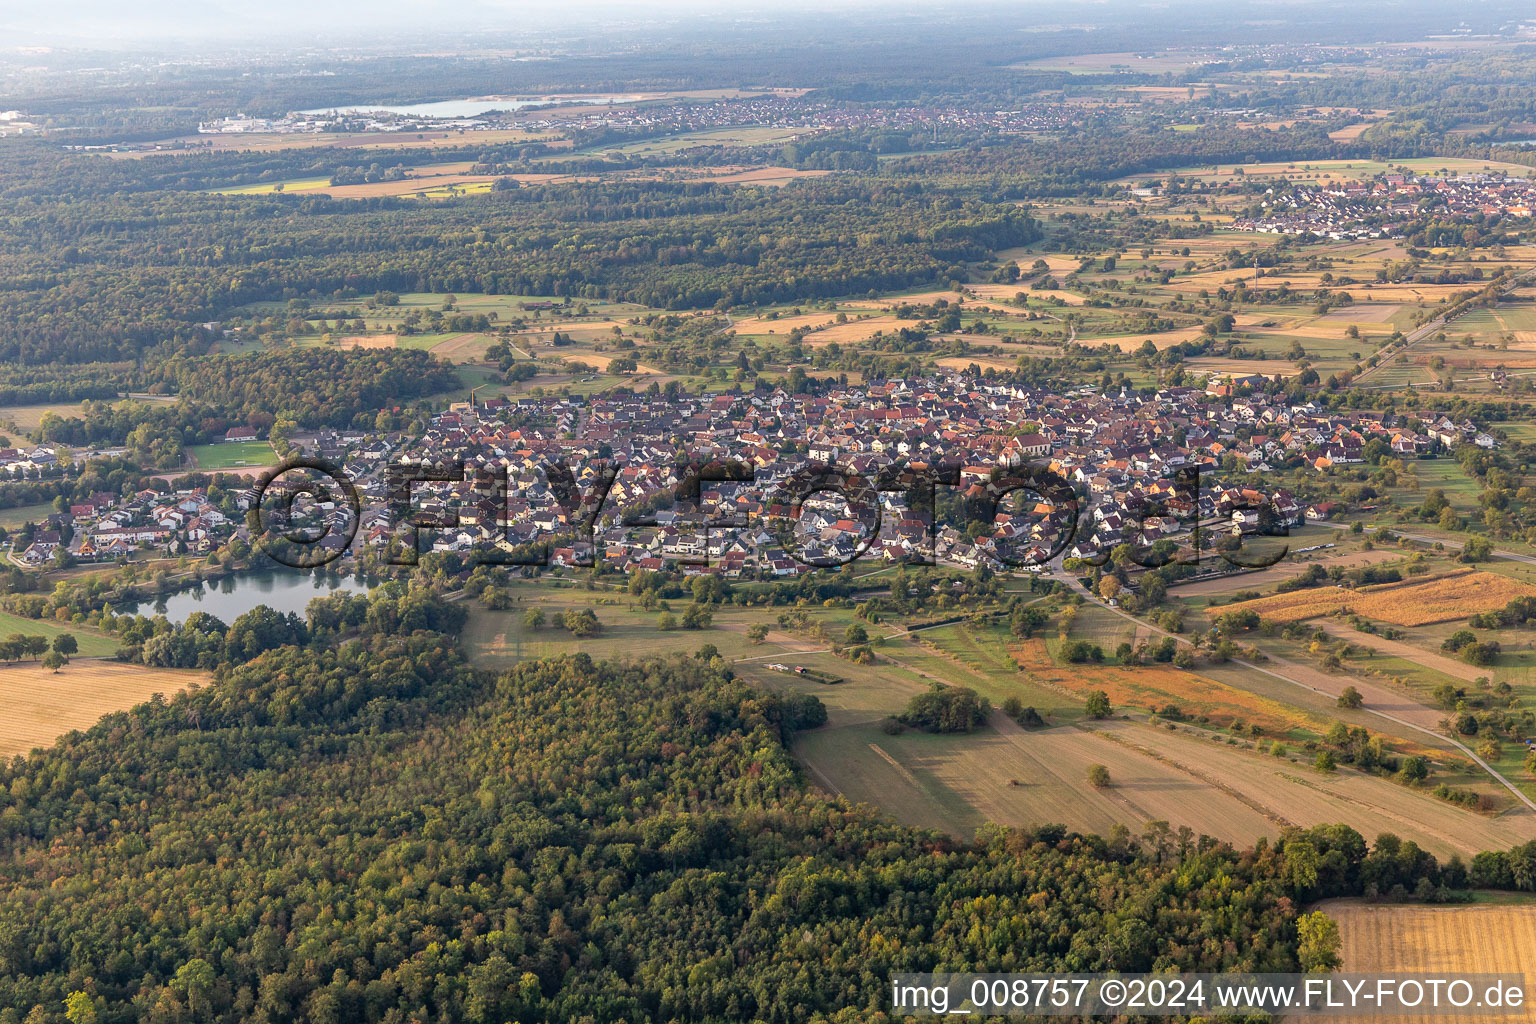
[188, 440, 276, 469]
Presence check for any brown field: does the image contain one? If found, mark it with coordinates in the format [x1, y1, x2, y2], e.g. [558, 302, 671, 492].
[1089, 313, 1278, 353]
[1319, 901, 1536, 1024]
[0, 661, 208, 759]
[553, 349, 661, 374]
[990, 252, 1082, 273]
[965, 283, 1042, 303]
[845, 290, 966, 309]
[1226, 569, 1536, 626]
[1012, 639, 1321, 736]
[336, 333, 397, 350]
[692, 166, 829, 185]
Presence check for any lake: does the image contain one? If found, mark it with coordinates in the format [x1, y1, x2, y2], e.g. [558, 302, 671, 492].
[120, 572, 373, 625]
[301, 94, 644, 119]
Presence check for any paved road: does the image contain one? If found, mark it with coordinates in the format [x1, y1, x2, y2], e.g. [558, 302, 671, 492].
[1354, 267, 1536, 389]
[1049, 570, 1536, 814]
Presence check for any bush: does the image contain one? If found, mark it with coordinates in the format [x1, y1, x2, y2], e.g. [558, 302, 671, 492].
[779, 692, 828, 732]
[1087, 764, 1111, 788]
[900, 685, 987, 733]
[1084, 690, 1112, 719]
[1399, 755, 1430, 783]
[1461, 640, 1501, 667]
[1337, 686, 1363, 709]
[1060, 639, 1104, 663]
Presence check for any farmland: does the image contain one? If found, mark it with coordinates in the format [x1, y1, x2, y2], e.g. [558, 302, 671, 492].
[1322, 900, 1536, 1023]
[451, 577, 1530, 858]
[1224, 570, 1536, 626]
[0, 661, 207, 760]
[776, 641, 1528, 857]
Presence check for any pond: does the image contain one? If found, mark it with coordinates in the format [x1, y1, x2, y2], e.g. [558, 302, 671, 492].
[118, 571, 373, 625]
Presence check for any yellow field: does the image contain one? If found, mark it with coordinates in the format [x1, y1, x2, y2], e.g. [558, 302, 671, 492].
[0, 661, 208, 759]
[0, 401, 89, 431]
[1320, 900, 1536, 1024]
[1227, 569, 1536, 626]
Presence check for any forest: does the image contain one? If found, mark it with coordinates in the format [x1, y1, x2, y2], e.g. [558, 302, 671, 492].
[0, 177, 1036, 365]
[0, 571, 1531, 1022]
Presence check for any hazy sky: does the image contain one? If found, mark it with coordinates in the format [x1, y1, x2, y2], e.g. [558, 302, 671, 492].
[7, 0, 916, 47]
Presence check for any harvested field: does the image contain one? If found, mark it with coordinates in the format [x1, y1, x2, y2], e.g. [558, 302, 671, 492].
[1088, 326, 1214, 352]
[807, 315, 908, 344]
[1226, 569, 1536, 626]
[336, 333, 397, 350]
[1318, 303, 1401, 322]
[807, 712, 1527, 856]
[0, 661, 208, 759]
[428, 333, 495, 362]
[1320, 901, 1536, 1024]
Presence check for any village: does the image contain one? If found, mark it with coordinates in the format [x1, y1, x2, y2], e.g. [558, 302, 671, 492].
[1235, 172, 1536, 240]
[2, 373, 1495, 580]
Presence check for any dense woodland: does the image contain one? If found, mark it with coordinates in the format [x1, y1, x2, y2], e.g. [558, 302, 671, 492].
[0, 586, 1520, 1023]
[0, 177, 1035, 365]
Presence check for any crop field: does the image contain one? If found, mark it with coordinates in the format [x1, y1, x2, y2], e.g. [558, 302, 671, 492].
[1225, 570, 1536, 626]
[0, 661, 208, 760]
[1322, 900, 1536, 1022]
